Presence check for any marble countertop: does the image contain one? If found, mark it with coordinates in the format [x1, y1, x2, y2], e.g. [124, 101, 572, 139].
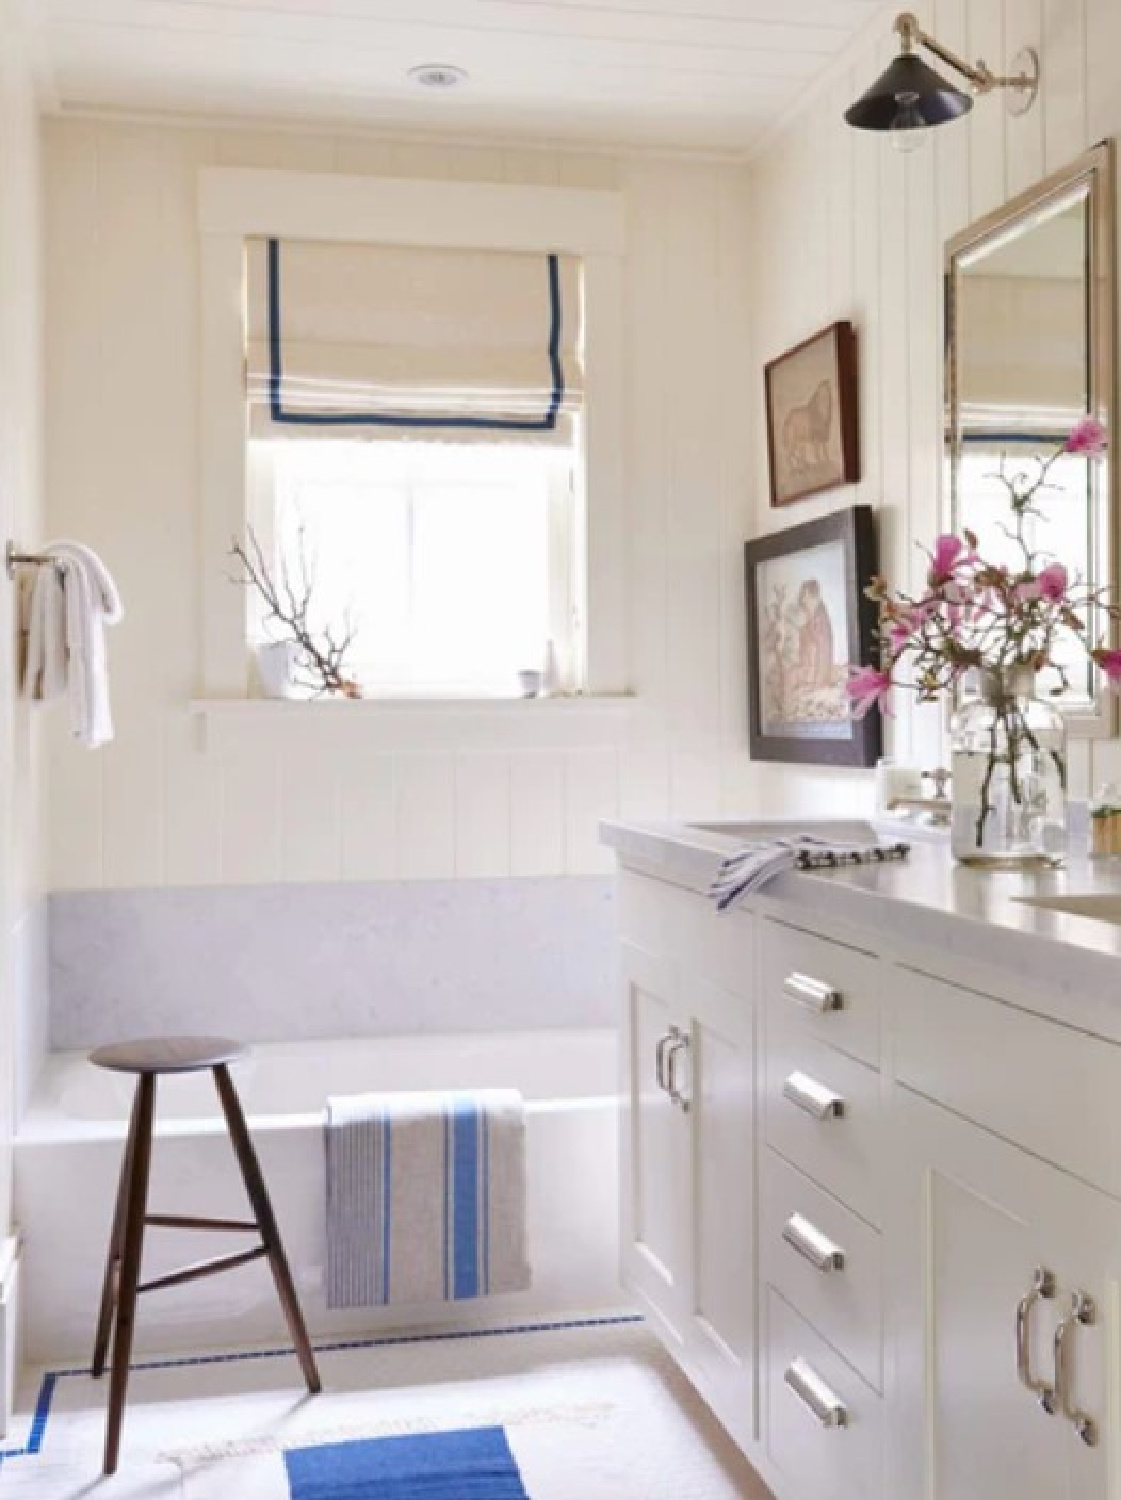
[601, 817, 1121, 1036]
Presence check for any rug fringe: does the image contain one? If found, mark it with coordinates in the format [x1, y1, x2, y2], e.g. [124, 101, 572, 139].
[165, 1400, 614, 1468]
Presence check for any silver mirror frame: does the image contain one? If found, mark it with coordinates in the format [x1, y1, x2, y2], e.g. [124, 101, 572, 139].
[944, 140, 1117, 736]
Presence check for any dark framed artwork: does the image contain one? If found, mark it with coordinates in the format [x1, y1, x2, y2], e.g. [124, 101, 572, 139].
[765, 321, 860, 507]
[744, 505, 881, 767]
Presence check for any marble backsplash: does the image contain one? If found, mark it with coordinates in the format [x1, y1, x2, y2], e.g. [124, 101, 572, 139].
[49, 877, 616, 1049]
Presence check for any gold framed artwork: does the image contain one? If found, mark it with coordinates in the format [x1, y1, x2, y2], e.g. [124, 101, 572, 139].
[764, 321, 860, 507]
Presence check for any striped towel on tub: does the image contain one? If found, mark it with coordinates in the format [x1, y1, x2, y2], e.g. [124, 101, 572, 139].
[324, 1091, 531, 1310]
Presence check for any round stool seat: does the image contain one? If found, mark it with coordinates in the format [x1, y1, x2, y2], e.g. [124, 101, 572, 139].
[89, 1036, 248, 1075]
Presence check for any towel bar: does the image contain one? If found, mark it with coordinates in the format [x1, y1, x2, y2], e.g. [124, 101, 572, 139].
[5, 541, 60, 579]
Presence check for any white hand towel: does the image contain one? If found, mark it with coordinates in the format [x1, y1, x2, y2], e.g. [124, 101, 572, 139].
[22, 541, 123, 749]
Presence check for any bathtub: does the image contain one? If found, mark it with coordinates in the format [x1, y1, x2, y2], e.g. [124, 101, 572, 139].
[16, 1029, 623, 1362]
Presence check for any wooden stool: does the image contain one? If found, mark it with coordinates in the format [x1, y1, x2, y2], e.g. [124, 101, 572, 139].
[89, 1037, 321, 1474]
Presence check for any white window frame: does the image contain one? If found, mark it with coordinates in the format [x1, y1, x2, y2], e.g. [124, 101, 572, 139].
[197, 167, 626, 701]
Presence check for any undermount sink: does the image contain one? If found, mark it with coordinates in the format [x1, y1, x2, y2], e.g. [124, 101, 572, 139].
[688, 819, 881, 845]
[1014, 894, 1121, 925]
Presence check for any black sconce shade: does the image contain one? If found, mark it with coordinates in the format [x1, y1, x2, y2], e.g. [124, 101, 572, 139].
[844, 52, 973, 131]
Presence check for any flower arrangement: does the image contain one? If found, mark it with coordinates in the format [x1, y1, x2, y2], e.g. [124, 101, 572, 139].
[847, 416, 1115, 861]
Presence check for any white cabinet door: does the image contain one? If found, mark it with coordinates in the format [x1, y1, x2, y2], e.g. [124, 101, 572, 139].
[620, 941, 692, 1349]
[687, 973, 756, 1451]
[890, 1088, 1120, 1500]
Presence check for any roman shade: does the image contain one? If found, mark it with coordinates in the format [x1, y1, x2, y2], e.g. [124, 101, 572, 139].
[245, 237, 583, 442]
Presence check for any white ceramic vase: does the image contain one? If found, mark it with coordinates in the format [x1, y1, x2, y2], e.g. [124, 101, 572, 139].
[255, 641, 299, 699]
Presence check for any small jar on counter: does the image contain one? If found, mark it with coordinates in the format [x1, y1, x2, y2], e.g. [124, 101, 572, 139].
[1090, 783, 1121, 857]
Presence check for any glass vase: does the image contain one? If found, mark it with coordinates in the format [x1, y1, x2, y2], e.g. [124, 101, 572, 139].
[949, 666, 1067, 868]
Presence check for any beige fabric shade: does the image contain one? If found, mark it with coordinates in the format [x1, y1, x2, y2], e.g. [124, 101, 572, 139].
[245, 237, 583, 442]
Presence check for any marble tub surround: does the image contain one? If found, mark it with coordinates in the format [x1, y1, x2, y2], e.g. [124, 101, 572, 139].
[602, 819, 1121, 1042]
[49, 876, 614, 1050]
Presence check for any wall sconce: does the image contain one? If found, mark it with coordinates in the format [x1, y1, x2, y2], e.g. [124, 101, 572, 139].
[844, 12, 1039, 148]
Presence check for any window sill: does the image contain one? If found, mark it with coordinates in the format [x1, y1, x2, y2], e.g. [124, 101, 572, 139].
[186, 693, 636, 753]
[188, 693, 634, 715]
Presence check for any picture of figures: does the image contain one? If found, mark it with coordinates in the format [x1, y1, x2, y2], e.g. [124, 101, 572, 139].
[757, 546, 850, 738]
[745, 506, 880, 767]
[765, 322, 860, 507]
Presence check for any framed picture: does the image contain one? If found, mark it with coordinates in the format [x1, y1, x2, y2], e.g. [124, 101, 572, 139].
[765, 321, 860, 507]
[744, 505, 881, 767]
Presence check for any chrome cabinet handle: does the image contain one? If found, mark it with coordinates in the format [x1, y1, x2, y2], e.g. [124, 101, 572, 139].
[783, 1212, 845, 1273]
[783, 1070, 844, 1120]
[783, 1357, 847, 1428]
[1016, 1266, 1056, 1412]
[655, 1031, 675, 1093]
[783, 972, 842, 1014]
[666, 1031, 691, 1113]
[1054, 1291, 1097, 1446]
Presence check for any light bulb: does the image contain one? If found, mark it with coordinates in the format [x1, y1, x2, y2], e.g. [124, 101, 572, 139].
[889, 90, 928, 154]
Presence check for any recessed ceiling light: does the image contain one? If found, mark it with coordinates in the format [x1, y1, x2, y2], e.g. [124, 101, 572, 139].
[408, 64, 469, 91]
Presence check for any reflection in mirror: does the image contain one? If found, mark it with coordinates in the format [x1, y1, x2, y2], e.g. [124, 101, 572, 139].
[946, 143, 1115, 730]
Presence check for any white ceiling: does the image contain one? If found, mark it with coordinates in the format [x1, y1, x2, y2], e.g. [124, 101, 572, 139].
[26, 0, 891, 153]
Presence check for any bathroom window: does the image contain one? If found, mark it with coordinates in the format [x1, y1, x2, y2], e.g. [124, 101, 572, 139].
[247, 437, 585, 698]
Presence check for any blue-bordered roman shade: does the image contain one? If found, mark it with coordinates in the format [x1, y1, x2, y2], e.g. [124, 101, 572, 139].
[245, 238, 583, 442]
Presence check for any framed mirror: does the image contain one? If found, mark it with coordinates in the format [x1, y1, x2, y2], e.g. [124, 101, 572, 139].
[945, 141, 1117, 733]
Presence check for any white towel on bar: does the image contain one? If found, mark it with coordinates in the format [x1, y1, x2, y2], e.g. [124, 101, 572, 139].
[324, 1089, 531, 1311]
[22, 540, 123, 748]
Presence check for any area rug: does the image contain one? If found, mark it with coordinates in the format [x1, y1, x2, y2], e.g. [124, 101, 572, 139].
[0, 1316, 768, 1500]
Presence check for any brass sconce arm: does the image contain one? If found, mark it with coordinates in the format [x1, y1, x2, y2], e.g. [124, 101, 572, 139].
[894, 11, 1037, 97]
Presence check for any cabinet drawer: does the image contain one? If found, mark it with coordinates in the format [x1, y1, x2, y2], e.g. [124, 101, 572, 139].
[765, 1031, 882, 1227]
[894, 966, 1121, 1196]
[764, 1287, 882, 1500]
[762, 919, 881, 1068]
[761, 1149, 883, 1392]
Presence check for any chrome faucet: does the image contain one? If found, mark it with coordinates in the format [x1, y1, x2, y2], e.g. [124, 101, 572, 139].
[888, 767, 951, 827]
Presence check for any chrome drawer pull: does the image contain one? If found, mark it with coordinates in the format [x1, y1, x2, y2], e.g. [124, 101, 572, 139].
[783, 1212, 845, 1272]
[1015, 1266, 1056, 1412]
[1054, 1291, 1097, 1446]
[783, 1070, 844, 1120]
[666, 1031, 691, 1113]
[783, 972, 842, 1013]
[784, 1357, 847, 1428]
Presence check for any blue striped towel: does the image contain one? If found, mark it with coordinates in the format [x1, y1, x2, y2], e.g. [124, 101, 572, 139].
[324, 1090, 530, 1311]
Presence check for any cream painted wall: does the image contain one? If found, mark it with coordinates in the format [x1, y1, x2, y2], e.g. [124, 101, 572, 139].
[43, 121, 755, 889]
[745, 0, 1121, 809]
[0, 0, 46, 1212]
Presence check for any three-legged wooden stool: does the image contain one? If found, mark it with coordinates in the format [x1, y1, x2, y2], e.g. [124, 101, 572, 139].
[89, 1037, 321, 1474]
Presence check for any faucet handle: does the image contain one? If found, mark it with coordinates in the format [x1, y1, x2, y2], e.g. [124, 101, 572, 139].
[924, 767, 952, 800]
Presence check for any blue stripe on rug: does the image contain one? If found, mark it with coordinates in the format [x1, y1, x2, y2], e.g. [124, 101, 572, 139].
[284, 1425, 529, 1500]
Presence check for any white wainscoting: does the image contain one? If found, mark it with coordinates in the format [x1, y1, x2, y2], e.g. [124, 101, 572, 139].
[43, 121, 758, 890]
[0, 0, 46, 1216]
[744, 0, 1121, 810]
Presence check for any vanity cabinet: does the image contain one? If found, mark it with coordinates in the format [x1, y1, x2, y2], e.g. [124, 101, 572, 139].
[891, 1087, 1118, 1500]
[612, 858, 1121, 1500]
[618, 872, 756, 1452]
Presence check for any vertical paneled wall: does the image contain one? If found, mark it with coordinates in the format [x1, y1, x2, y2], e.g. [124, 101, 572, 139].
[43, 123, 754, 890]
[0, 1, 46, 1194]
[745, 0, 1121, 809]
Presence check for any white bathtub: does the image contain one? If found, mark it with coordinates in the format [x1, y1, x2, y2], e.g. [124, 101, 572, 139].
[16, 1029, 623, 1362]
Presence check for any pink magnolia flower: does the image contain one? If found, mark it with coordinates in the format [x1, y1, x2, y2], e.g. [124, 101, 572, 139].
[928, 533, 965, 586]
[846, 666, 892, 719]
[1093, 648, 1121, 688]
[1017, 563, 1069, 604]
[1038, 562, 1069, 602]
[1064, 417, 1108, 459]
[887, 602, 930, 652]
